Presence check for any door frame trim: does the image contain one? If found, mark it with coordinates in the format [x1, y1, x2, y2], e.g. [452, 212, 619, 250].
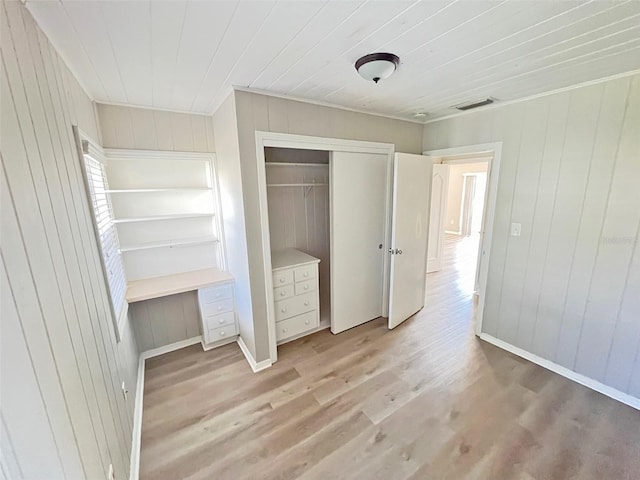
[423, 142, 503, 336]
[256, 131, 395, 363]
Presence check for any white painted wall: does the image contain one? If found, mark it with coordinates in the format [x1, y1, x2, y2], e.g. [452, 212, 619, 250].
[445, 161, 488, 234]
[1, 3, 138, 479]
[96, 104, 215, 152]
[212, 93, 257, 359]
[232, 90, 424, 362]
[423, 74, 640, 399]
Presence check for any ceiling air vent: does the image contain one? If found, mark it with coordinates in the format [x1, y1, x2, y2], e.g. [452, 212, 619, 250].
[453, 97, 497, 111]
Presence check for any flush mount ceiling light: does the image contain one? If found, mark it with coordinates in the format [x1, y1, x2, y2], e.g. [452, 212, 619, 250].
[355, 53, 400, 83]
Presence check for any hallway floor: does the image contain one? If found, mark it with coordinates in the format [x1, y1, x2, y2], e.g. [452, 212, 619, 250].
[139, 234, 640, 480]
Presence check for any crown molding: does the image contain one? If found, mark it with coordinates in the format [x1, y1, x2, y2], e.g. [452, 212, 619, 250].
[423, 69, 640, 125]
[230, 86, 425, 125]
[95, 100, 212, 117]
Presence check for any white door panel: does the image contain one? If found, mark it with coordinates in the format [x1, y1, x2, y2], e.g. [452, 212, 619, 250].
[388, 153, 432, 330]
[427, 164, 450, 273]
[331, 151, 388, 334]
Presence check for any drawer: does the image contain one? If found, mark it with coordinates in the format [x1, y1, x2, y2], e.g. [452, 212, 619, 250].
[274, 284, 295, 301]
[273, 269, 294, 287]
[275, 292, 316, 322]
[294, 279, 316, 295]
[200, 298, 234, 317]
[199, 284, 233, 304]
[294, 264, 316, 282]
[276, 311, 318, 342]
[205, 324, 237, 344]
[204, 311, 235, 331]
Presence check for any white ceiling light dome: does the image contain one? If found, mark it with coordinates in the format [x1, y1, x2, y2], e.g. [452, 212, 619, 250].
[355, 53, 400, 83]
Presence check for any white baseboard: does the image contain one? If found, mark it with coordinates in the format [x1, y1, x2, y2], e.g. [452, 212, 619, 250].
[445, 230, 461, 235]
[479, 333, 640, 411]
[129, 336, 203, 480]
[129, 355, 144, 480]
[201, 335, 237, 351]
[237, 336, 272, 373]
[140, 336, 202, 361]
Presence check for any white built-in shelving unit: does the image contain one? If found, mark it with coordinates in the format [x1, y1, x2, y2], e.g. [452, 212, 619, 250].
[104, 149, 225, 286]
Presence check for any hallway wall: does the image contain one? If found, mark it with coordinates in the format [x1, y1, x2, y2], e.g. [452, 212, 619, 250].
[423, 74, 640, 401]
[1, 2, 138, 479]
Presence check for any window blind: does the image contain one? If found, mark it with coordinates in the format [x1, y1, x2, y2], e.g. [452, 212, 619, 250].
[81, 139, 128, 341]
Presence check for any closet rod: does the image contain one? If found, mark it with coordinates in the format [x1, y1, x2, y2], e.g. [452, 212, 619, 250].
[266, 162, 329, 167]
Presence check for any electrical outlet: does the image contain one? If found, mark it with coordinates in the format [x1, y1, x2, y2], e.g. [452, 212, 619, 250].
[121, 381, 128, 401]
[511, 222, 522, 237]
[107, 463, 115, 480]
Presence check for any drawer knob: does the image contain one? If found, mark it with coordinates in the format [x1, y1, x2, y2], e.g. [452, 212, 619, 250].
[280, 291, 286, 297]
[220, 331, 226, 337]
[279, 278, 285, 283]
[218, 306, 223, 311]
[219, 318, 224, 324]
[305, 320, 310, 325]
[281, 308, 286, 313]
[282, 328, 287, 333]
[304, 272, 308, 277]
[304, 301, 309, 306]
[304, 285, 309, 290]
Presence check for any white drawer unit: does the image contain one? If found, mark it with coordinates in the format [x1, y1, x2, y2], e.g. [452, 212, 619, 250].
[200, 283, 234, 304]
[204, 311, 235, 331]
[200, 297, 234, 317]
[271, 249, 321, 344]
[205, 324, 238, 345]
[197, 280, 238, 350]
[276, 311, 318, 342]
[273, 269, 294, 287]
[274, 284, 295, 301]
[274, 292, 316, 322]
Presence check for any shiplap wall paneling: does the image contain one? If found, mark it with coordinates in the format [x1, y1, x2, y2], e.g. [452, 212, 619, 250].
[422, 74, 640, 399]
[97, 103, 215, 152]
[129, 292, 201, 352]
[266, 158, 331, 323]
[1, 3, 138, 479]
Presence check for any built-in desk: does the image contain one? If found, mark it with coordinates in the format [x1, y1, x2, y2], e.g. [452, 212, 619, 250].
[126, 268, 238, 351]
[126, 267, 233, 303]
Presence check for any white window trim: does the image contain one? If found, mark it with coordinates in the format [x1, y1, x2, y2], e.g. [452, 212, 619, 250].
[76, 129, 128, 342]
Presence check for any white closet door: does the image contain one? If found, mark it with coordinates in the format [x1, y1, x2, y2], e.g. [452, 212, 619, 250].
[388, 153, 432, 330]
[330, 151, 388, 334]
[427, 164, 450, 273]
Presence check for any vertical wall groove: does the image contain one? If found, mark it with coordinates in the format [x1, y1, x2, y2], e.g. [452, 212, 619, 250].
[423, 73, 640, 398]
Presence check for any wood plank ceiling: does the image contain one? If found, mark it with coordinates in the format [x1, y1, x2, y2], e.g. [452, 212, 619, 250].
[26, 0, 640, 121]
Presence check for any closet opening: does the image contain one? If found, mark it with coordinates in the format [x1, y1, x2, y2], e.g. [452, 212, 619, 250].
[265, 147, 331, 343]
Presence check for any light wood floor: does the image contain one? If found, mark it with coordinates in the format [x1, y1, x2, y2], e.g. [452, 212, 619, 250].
[140, 234, 640, 480]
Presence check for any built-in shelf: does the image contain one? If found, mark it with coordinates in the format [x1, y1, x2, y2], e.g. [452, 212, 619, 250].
[119, 235, 218, 252]
[126, 267, 233, 303]
[267, 183, 328, 187]
[107, 188, 212, 193]
[266, 162, 329, 167]
[113, 213, 214, 224]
